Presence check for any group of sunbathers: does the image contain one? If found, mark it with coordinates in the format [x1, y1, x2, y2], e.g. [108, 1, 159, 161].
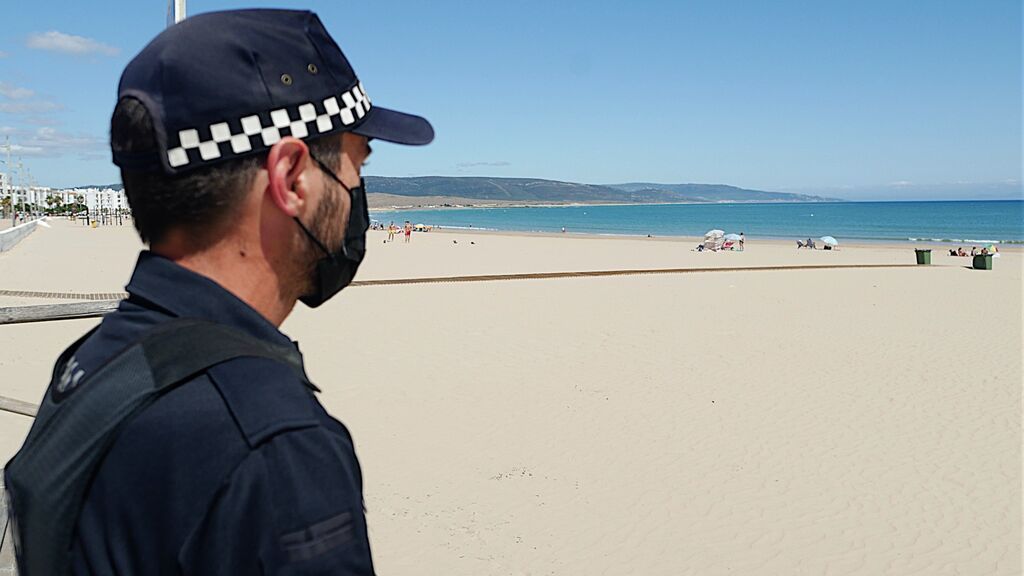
[796, 238, 834, 250]
[949, 246, 993, 257]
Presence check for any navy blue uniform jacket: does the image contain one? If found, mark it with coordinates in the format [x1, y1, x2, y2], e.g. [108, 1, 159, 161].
[67, 252, 375, 574]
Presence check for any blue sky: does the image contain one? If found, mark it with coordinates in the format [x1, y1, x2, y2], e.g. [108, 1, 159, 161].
[1, 0, 1020, 199]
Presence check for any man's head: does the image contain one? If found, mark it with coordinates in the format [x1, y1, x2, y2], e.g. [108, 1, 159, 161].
[111, 97, 345, 250]
[110, 9, 431, 311]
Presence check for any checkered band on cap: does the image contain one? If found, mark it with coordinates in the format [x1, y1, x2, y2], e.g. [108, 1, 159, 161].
[166, 82, 371, 169]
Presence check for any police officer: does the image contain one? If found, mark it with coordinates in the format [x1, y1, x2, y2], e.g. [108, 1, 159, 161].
[15, 9, 432, 574]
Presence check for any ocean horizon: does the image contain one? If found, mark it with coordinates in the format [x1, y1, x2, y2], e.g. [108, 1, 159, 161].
[373, 199, 1024, 244]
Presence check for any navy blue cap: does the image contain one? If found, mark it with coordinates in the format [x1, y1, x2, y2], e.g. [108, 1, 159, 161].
[114, 9, 433, 174]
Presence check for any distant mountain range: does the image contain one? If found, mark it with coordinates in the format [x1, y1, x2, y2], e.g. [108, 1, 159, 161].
[72, 177, 841, 204]
[607, 182, 839, 203]
[366, 177, 839, 203]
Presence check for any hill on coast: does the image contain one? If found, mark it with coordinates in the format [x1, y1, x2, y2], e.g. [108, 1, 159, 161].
[73, 177, 839, 204]
[607, 182, 837, 203]
[366, 177, 838, 204]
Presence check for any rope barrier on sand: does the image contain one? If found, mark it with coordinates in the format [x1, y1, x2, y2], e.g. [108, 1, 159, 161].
[2, 263, 920, 303]
[347, 263, 920, 286]
[0, 263, 925, 327]
[0, 262, 933, 417]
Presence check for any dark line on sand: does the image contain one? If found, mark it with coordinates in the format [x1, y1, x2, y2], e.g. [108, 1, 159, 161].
[2, 263, 921, 302]
[0, 262, 933, 417]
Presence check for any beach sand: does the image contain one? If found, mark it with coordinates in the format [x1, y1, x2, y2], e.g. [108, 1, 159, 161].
[1, 218, 1021, 574]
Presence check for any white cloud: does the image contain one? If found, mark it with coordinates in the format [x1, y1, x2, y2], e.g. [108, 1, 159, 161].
[0, 82, 34, 100]
[26, 31, 119, 56]
[6, 143, 46, 155]
[0, 101, 62, 114]
[0, 126, 105, 159]
[456, 161, 512, 168]
[21, 115, 61, 126]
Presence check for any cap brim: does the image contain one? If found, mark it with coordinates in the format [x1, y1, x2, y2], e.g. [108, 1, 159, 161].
[351, 106, 434, 145]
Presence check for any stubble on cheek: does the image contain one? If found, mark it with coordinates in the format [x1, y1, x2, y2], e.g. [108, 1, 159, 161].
[290, 187, 344, 299]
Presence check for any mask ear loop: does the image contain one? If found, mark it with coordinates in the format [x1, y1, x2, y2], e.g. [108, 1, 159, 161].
[310, 155, 353, 196]
[296, 152, 355, 260]
[293, 216, 336, 259]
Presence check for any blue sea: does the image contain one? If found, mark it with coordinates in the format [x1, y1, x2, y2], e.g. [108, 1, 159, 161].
[373, 200, 1024, 244]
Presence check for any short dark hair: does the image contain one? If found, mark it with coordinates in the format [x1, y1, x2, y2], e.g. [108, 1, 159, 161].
[110, 97, 340, 247]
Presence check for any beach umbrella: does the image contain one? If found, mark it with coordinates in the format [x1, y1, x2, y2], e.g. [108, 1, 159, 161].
[820, 236, 838, 246]
[705, 229, 724, 238]
[724, 233, 741, 241]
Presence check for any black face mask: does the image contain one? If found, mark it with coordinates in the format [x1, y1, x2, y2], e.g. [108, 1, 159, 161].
[294, 155, 369, 308]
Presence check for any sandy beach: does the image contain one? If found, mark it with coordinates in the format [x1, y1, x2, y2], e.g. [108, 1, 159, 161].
[1, 218, 1021, 574]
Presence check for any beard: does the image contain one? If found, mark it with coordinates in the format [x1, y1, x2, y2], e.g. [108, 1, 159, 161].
[291, 180, 348, 300]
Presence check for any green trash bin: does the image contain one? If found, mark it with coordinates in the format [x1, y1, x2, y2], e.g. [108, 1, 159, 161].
[915, 249, 931, 265]
[973, 254, 993, 270]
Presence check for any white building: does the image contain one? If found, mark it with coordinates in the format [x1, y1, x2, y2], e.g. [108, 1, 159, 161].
[70, 187, 129, 214]
[0, 180, 129, 217]
[27, 186, 52, 209]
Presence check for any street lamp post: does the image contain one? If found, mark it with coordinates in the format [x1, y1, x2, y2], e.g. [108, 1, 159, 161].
[167, 0, 186, 26]
[29, 174, 37, 218]
[15, 159, 24, 224]
[1, 136, 13, 227]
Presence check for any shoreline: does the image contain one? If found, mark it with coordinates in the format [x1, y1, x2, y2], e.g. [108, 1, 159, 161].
[412, 226, 1024, 250]
[369, 200, 1024, 246]
[370, 198, 1023, 210]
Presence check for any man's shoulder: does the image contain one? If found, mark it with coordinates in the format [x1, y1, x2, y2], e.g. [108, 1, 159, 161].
[70, 307, 337, 481]
[206, 356, 322, 447]
[73, 306, 322, 440]
[91, 355, 329, 509]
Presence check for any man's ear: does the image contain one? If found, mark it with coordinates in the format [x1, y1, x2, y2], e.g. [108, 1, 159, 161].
[265, 137, 311, 217]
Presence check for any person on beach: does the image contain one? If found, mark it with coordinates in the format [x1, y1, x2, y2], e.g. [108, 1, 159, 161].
[4, 10, 432, 575]
[404, 220, 413, 242]
[388, 220, 396, 242]
[739, 232, 745, 251]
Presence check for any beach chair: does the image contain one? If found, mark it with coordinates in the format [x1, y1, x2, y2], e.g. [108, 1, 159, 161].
[807, 240, 816, 250]
[797, 240, 805, 249]
[722, 240, 735, 251]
